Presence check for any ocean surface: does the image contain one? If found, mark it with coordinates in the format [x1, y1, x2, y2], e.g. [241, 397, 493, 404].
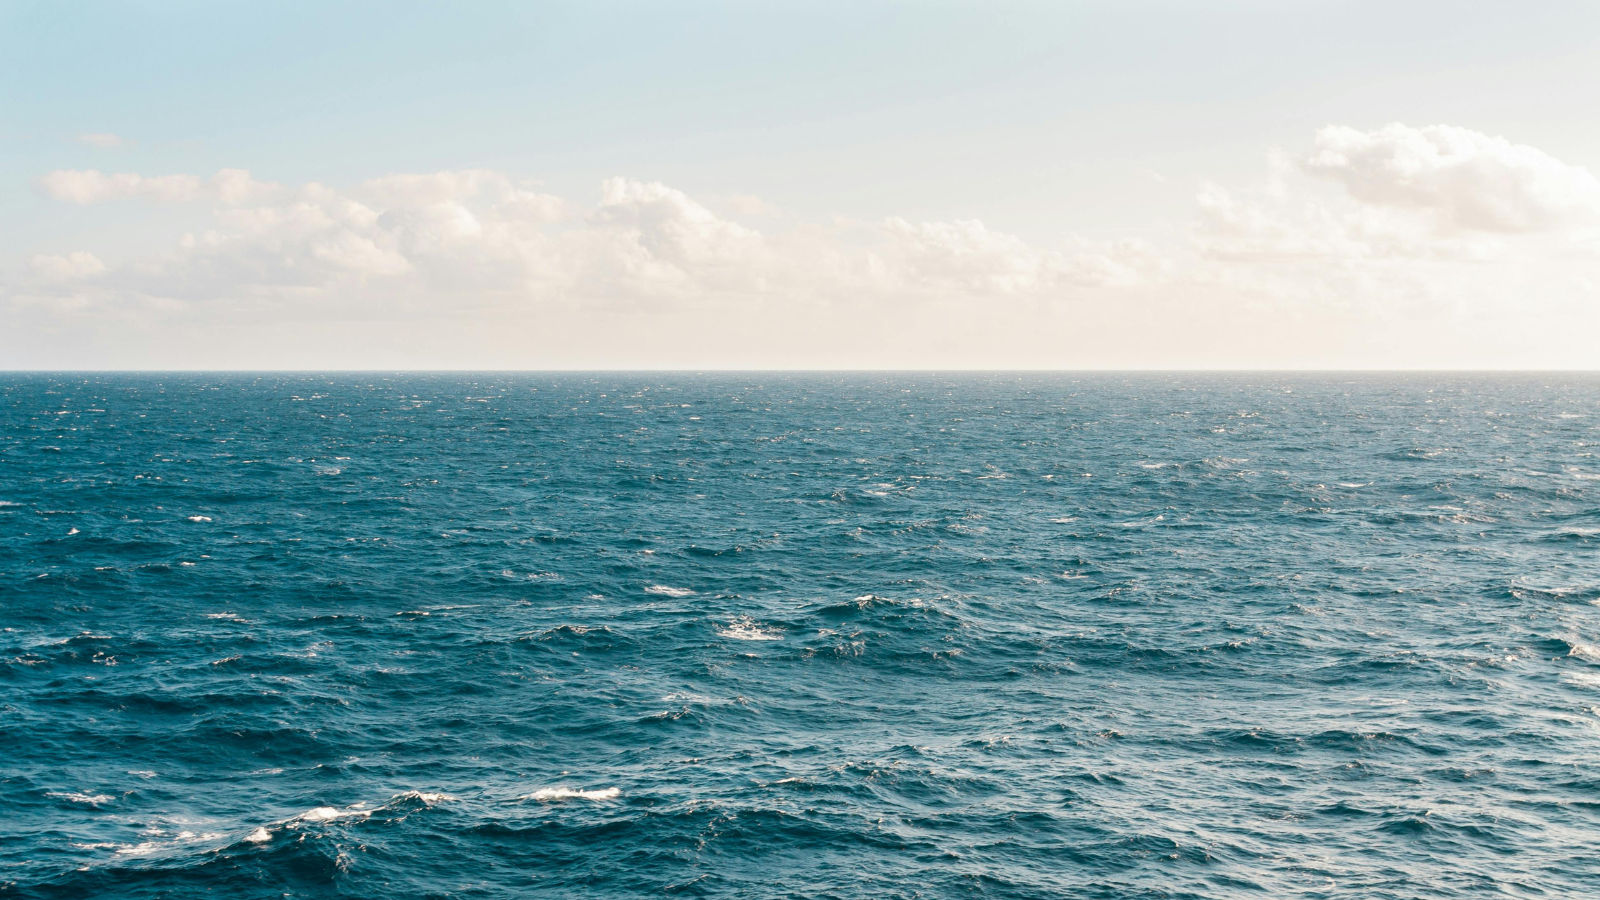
[3, 373, 1599, 899]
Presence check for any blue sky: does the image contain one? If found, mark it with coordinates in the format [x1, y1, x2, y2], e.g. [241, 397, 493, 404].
[5, 1, 1600, 368]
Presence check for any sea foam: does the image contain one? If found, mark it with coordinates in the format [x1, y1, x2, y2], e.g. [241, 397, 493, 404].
[524, 787, 621, 802]
[717, 616, 783, 641]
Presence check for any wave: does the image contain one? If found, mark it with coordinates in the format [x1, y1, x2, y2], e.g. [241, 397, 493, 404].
[232, 790, 458, 847]
[47, 790, 116, 806]
[522, 787, 621, 802]
[11, 374, 1600, 900]
[1563, 639, 1600, 662]
[717, 616, 783, 641]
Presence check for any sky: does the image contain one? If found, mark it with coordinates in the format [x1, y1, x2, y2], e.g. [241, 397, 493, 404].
[4, 0, 1600, 370]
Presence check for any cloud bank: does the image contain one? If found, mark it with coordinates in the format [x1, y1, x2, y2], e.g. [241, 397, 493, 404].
[20, 167, 1152, 309]
[7, 124, 1600, 368]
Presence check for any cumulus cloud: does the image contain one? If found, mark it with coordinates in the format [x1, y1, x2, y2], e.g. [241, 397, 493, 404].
[1193, 123, 1600, 270]
[592, 177, 758, 266]
[16, 168, 1154, 314]
[10, 122, 1599, 369]
[1193, 180, 1504, 263]
[1183, 124, 1600, 333]
[1302, 123, 1600, 233]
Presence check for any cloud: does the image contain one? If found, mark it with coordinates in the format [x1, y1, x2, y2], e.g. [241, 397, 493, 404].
[27, 251, 106, 282]
[20, 167, 1151, 313]
[39, 170, 201, 204]
[881, 218, 1049, 292]
[36, 168, 280, 205]
[1194, 124, 1600, 268]
[77, 133, 125, 149]
[1186, 126, 1600, 330]
[879, 218, 1154, 292]
[592, 177, 757, 266]
[1302, 123, 1600, 233]
[10, 123, 1599, 369]
[1193, 180, 1504, 263]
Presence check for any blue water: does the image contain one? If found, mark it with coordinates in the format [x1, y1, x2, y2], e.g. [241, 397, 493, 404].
[3, 373, 1599, 899]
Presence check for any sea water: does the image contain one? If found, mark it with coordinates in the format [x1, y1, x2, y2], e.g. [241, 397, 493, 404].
[2, 373, 1598, 898]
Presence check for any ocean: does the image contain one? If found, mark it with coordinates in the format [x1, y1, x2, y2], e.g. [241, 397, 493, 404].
[3, 373, 1598, 899]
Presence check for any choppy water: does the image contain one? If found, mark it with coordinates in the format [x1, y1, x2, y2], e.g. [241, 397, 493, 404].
[3, 373, 1599, 899]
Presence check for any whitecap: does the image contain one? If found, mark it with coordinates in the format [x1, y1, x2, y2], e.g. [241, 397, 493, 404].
[1563, 671, 1600, 689]
[645, 585, 694, 597]
[186, 515, 212, 523]
[292, 805, 371, 824]
[48, 790, 115, 805]
[662, 692, 732, 706]
[115, 832, 223, 856]
[717, 616, 783, 641]
[524, 786, 621, 802]
[388, 790, 457, 805]
[1568, 641, 1600, 662]
[234, 790, 452, 849]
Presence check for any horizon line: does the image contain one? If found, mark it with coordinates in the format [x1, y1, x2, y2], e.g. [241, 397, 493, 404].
[6, 368, 1600, 375]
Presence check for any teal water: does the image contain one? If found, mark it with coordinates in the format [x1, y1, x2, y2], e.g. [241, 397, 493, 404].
[3, 373, 1599, 898]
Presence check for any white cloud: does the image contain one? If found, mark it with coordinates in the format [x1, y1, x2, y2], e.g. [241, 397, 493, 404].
[591, 178, 759, 267]
[27, 251, 106, 282]
[1195, 123, 1600, 271]
[36, 168, 280, 205]
[1302, 123, 1600, 233]
[77, 133, 125, 149]
[15, 167, 1158, 327]
[39, 170, 201, 204]
[881, 217, 1048, 293]
[10, 123, 1600, 368]
[1193, 180, 1505, 263]
[1187, 126, 1600, 335]
[877, 218, 1153, 293]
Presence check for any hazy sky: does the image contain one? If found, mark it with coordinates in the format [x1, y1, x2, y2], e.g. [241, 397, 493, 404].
[5, 0, 1600, 369]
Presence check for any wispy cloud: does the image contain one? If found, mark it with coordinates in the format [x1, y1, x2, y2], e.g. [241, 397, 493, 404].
[76, 132, 126, 149]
